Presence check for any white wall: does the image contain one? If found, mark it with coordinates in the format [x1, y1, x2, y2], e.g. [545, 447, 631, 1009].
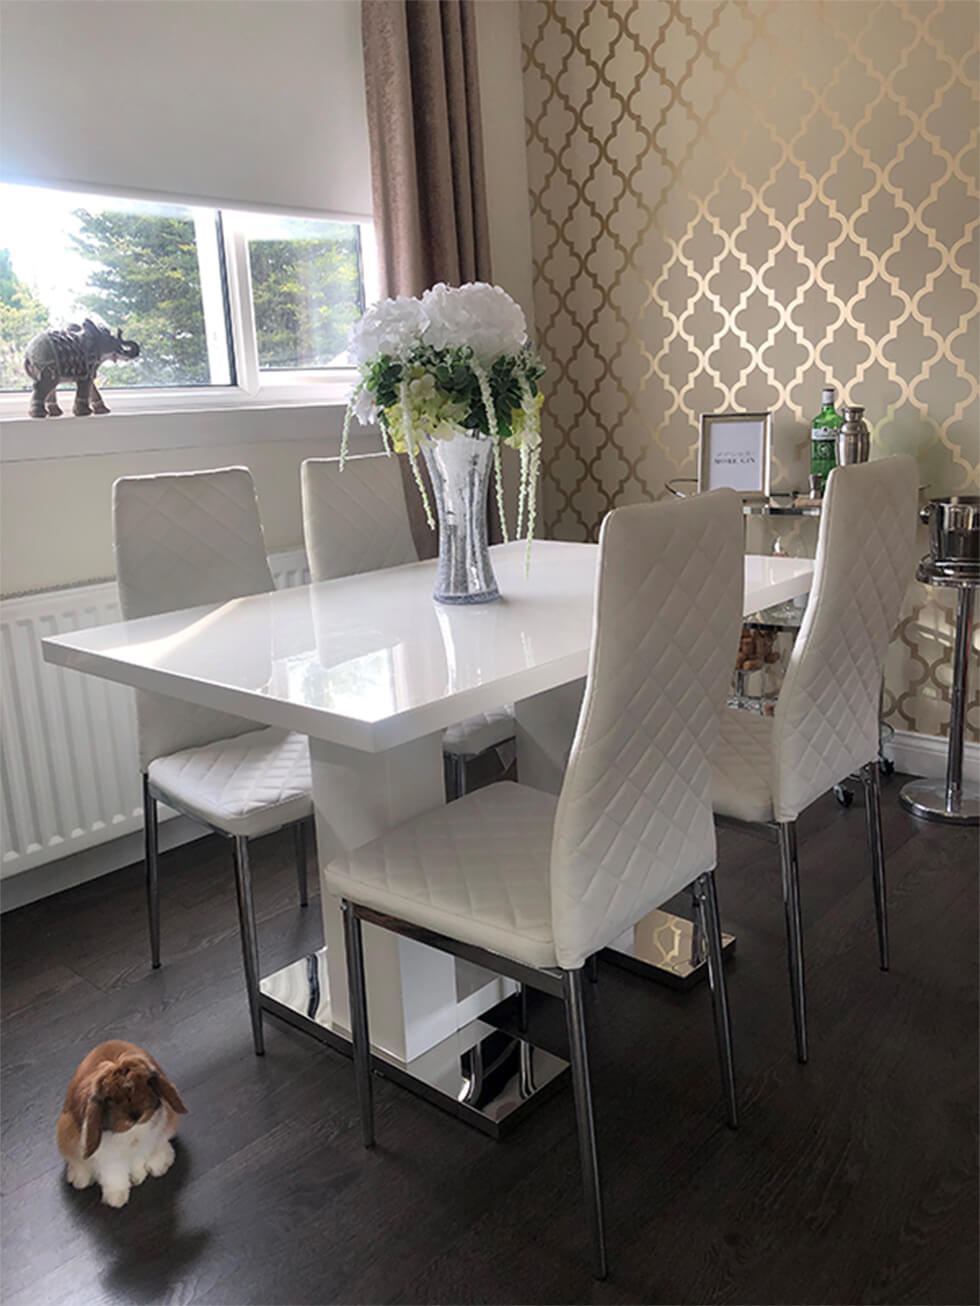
[0, 407, 380, 595]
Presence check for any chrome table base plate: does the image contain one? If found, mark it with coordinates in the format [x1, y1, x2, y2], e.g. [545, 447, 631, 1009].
[259, 948, 568, 1138]
[603, 909, 736, 990]
[899, 778, 980, 826]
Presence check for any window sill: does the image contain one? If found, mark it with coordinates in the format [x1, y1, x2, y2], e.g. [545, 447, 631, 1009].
[0, 378, 364, 462]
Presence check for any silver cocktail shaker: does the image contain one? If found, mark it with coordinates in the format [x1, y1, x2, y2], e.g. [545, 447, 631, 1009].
[836, 406, 870, 464]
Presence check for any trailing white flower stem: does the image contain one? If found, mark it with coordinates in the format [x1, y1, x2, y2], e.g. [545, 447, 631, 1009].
[340, 379, 363, 470]
[516, 444, 529, 543]
[524, 447, 539, 576]
[471, 357, 509, 545]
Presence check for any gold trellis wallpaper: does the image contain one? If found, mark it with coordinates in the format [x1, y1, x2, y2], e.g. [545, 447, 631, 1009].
[521, 0, 979, 743]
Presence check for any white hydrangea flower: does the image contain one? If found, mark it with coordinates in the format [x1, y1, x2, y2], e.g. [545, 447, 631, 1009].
[348, 295, 426, 365]
[420, 282, 527, 366]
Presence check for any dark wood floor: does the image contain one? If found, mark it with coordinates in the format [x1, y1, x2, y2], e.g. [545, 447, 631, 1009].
[2, 772, 977, 1306]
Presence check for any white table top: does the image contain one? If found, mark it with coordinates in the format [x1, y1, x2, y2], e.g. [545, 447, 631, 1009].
[42, 541, 814, 753]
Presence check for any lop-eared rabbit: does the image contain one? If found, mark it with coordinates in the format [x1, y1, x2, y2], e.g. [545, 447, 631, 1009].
[57, 1040, 187, 1207]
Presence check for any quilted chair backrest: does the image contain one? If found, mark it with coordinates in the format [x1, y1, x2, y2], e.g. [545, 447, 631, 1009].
[113, 467, 276, 769]
[550, 490, 744, 970]
[301, 455, 419, 583]
[771, 456, 919, 823]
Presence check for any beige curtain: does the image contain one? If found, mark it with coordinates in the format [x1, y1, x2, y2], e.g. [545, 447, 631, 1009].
[361, 0, 495, 553]
[362, 0, 492, 298]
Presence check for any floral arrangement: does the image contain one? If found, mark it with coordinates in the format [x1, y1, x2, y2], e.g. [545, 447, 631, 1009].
[341, 282, 544, 547]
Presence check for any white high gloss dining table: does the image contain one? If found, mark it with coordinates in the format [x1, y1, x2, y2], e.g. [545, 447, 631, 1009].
[42, 540, 814, 1133]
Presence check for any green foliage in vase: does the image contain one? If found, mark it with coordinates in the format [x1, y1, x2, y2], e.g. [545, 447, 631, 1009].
[366, 344, 545, 452]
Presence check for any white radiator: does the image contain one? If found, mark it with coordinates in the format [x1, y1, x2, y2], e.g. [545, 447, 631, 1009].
[1, 549, 309, 880]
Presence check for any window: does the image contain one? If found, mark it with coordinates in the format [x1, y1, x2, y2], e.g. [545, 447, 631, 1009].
[0, 182, 372, 408]
[237, 211, 364, 372]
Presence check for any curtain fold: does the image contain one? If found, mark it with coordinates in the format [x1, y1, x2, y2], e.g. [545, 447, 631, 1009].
[361, 0, 495, 554]
[362, 0, 492, 299]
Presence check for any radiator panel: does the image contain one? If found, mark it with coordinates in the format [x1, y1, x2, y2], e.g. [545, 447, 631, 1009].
[1, 551, 308, 879]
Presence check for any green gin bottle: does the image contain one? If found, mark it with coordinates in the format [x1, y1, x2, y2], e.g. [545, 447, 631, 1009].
[810, 386, 841, 496]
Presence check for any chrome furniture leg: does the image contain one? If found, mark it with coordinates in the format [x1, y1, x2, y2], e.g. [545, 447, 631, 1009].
[562, 968, 607, 1281]
[862, 761, 888, 970]
[900, 584, 978, 825]
[232, 836, 264, 1056]
[293, 820, 309, 908]
[518, 982, 529, 1033]
[692, 872, 738, 1128]
[947, 585, 972, 811]
[777, 821, 807, 1064]
[342, 901, 375, 1148]
[445, 753, 468, 801]
[142, 773, 161, 970]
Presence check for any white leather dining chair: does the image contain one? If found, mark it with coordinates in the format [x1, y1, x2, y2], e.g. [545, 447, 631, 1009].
[324, 489, 746, 1279]
[301, 453, 516, 798]
[113, 467, 314, 1055]
[711, 456, 919, 1063]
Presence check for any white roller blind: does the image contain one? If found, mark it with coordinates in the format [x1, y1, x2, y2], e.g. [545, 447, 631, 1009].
[0, 0, 372, 219]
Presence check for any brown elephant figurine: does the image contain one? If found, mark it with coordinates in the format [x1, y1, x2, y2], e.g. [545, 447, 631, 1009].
[24, 318, 140, 417]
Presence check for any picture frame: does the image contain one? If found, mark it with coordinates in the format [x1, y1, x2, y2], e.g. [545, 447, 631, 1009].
[697, 411, 773, 500]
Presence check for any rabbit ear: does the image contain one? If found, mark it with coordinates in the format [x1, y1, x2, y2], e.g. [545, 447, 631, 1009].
[151, 1070, 188, 1115]
[82, 1094, 104, 1158]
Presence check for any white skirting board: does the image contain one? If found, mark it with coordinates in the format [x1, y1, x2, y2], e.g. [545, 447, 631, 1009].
[0, 813, 208, 913]
[884, 729, 980, 785]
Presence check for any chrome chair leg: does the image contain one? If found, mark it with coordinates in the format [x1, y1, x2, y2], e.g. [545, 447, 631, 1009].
[293, 820, 309, 908]
[445, 753, 468, 802]
[142, 773, 161, 970]
[862, 761, 888, 971]
[562, 968, 607, 1281]
[518, 981, 529, 1033]
[232, 836, 264, 1056]
[692, 871, 738, 1128]
[777, 820, 808, 1064]
[342, 901, 375, 1148]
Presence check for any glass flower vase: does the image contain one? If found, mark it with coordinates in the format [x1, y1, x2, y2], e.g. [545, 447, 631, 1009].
[422, 432, 500, 605]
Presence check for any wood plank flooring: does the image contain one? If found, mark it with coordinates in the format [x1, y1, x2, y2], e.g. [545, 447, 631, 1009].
[2, 773, 977, 1305]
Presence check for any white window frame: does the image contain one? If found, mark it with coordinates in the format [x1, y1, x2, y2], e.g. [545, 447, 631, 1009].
[220, 210, 380, 408]
[0, 189, 379, 452]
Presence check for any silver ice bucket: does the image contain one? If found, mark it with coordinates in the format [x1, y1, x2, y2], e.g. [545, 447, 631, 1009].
[920, 496, 980, 565]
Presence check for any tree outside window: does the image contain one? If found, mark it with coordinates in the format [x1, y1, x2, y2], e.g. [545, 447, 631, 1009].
[0, 183, 368, 396]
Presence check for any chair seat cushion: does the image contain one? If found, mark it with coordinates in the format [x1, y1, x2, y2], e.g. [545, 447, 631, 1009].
[324, 781, 559, 970]
[148, 727, 312, 839]
[442, 706, 516, 757]
[711, 709, 775, 824]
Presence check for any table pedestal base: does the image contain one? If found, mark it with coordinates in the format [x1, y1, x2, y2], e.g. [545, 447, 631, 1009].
[603, 909, 736, 991]
[259, 948, 568, 1138]
[899, 778, 980, 826]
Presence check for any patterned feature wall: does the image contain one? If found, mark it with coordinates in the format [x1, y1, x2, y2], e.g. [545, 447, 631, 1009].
[521, 0, 979, 741]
